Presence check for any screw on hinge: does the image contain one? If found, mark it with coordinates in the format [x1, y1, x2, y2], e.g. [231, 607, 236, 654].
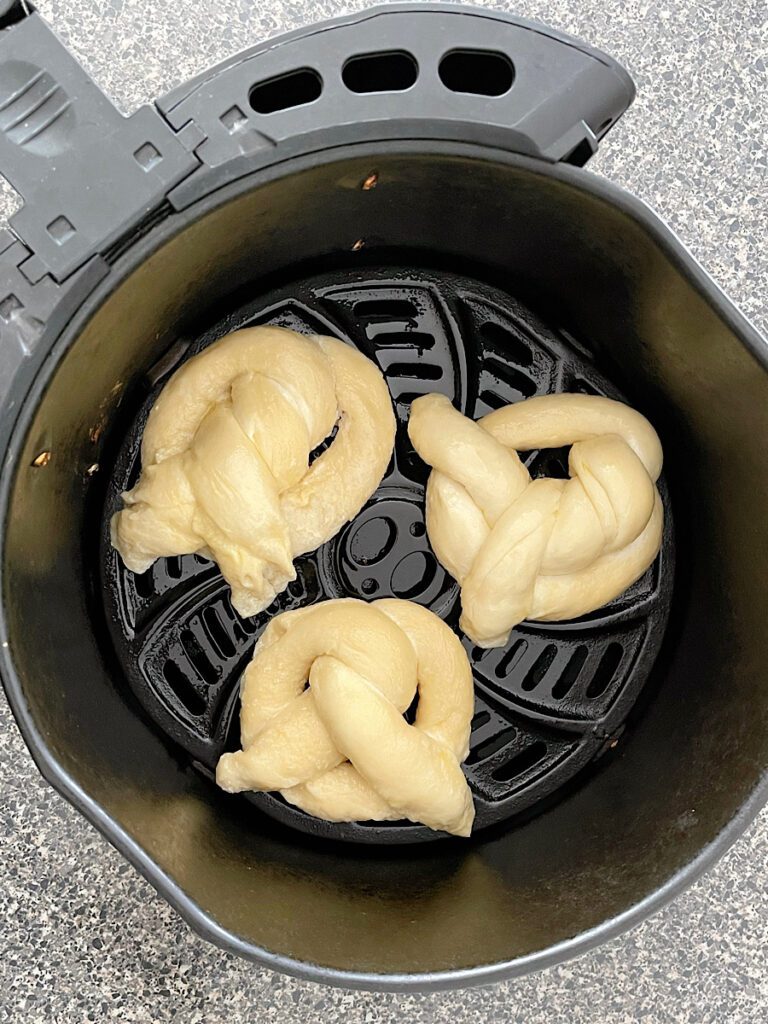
[31, 451, 51, 467]
[361, 172, 378, 191]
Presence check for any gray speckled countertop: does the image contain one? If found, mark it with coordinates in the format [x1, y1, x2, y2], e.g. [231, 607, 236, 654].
[1, 0, 766, 1020]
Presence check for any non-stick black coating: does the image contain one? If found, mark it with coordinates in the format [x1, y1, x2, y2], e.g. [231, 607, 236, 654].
[100, 266, 673, 843]
[2, 149, 767, 984]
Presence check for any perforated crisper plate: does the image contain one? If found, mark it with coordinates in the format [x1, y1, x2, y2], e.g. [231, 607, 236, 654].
[100, 267, 674, 844]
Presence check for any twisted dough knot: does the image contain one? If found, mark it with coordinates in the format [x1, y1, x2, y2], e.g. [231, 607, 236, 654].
[216, 599, 475, 836]
[408, 393, 664, 648]
[111, 326, 395, 616]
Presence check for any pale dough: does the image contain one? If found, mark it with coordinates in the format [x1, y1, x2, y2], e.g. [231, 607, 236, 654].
[111, 326, 395, 616]
[216, 598, 476, 837]
[408, 393, 664, 648]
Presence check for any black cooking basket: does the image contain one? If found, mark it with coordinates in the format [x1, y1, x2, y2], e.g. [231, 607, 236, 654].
[0, 1, 766, 990]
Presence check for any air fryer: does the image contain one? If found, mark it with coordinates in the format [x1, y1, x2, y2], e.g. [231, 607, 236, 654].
[0, 1, 767, 991]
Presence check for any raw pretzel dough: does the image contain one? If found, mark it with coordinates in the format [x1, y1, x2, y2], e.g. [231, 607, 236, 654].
[408, 393, 664, 648]
[111, 326, 395, 616]
[216, 598, 475, 836]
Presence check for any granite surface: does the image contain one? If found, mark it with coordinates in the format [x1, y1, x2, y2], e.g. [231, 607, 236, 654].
[0, 0, 766, 1020]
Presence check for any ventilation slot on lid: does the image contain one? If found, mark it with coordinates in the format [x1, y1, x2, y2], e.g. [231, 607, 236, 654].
[250, 68, 322, 114]
[439, 50, 514, 96]
[342, 51, 418, 94]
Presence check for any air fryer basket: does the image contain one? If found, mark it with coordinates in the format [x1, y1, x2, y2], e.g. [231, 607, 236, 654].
[100, 265, 674, 844]
[1, 1, 767, 990]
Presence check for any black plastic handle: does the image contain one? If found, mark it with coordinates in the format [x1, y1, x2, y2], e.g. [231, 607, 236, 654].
[0, 4, 199, 283]
[0, 2, 199, 406]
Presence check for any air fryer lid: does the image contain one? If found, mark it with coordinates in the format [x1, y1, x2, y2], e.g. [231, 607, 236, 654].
[1, 1, 768, 991]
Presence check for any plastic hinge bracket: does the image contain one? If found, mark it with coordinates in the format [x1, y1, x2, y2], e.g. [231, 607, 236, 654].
[0, 228, 57, 380]
[0, 227, 108, 437]
[0, 7, 200, 283]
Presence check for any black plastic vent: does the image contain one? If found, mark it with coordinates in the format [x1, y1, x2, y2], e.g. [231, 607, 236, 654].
[100, 267, 673, 844]
[249, 68, 322, 114]
[342, 51, 418, 94]
[438, 49, 515, 96]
